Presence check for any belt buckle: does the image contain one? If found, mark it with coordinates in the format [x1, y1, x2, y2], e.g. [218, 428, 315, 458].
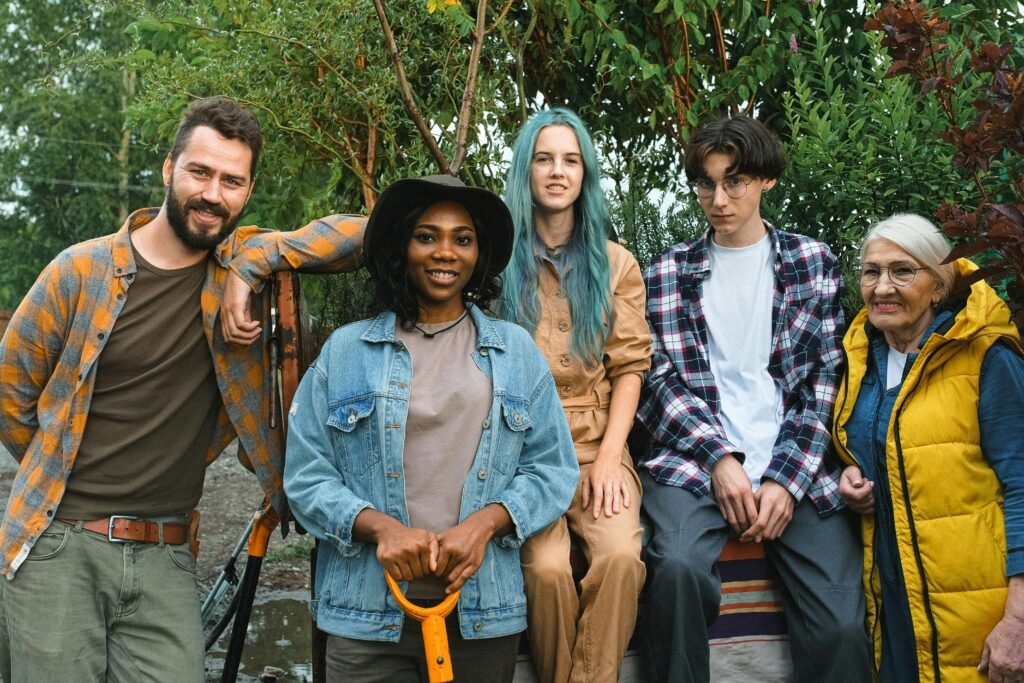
[107, 515, 138, 543]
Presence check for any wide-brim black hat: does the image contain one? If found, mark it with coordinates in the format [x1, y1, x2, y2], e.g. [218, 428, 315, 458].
[364, 174, 514, 278]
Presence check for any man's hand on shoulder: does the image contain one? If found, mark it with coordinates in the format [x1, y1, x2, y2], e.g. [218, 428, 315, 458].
[741, 480, 795, 544]
[711, 454, 757, 535]
[220, 270, 262, 346]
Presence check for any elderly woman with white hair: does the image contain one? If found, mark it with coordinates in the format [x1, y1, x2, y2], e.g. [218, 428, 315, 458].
[833, 213, 1024, 683]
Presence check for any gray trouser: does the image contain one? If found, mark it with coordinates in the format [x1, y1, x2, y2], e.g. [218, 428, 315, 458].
[0, 520, 204, 683]
[639, 471, 870, 683]
[325, 610, 520, 683]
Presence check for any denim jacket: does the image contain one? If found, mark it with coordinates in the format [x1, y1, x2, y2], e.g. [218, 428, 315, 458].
[284, 305, 578, 642]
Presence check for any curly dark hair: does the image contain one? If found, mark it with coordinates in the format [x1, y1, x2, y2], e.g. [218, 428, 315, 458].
[369, 200, 503, 326]
[170, 96, 262, 179]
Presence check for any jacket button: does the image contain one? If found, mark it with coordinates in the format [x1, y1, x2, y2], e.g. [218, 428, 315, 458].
[97, 333, 105, 340]
[474, 622, 483, 631]
[560, 386, 571, 397]
[477, 469, 487, 480]
[347, 414, 357, 424]
[558, 321, 569, 332]
[480, 348, 488, 356]
[482, 418, 490, 429]
[560, 355, 570, 367]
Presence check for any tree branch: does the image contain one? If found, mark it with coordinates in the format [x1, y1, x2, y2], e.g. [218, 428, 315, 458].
[450, 0, 489, 173]
[372, 0, 451, 173]
[365, 116, 379, 210]
[516, 1, 539, 125]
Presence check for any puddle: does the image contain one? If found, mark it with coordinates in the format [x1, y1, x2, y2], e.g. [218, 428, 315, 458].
[205, 590, 312, 682]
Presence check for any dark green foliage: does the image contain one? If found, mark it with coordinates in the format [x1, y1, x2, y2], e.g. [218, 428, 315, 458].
[0, 1, 165, 308]
[866, 1, 1024, 326]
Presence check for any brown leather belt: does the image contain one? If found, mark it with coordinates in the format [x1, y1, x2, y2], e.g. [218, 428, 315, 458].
[58, 515, 189, 545]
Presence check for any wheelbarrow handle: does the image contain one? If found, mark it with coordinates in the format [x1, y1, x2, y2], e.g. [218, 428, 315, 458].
[384, 571, 461, 683]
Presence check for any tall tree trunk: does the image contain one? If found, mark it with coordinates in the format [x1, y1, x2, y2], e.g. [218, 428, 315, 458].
[117, 69, 137, 222]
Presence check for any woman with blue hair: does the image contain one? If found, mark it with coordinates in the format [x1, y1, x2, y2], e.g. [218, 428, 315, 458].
[496, 109, 652, 682]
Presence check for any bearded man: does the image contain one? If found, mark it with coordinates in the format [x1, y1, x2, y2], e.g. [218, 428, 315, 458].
[0, 96, 364, 681]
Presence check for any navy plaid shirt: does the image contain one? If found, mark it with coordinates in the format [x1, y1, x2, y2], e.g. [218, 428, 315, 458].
[637, 226, 845, 514]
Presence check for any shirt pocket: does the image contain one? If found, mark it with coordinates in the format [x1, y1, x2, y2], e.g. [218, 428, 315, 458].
[326, 396, 380, 476]
[782, 299, 823, 372]
[493, 397, 532, 475]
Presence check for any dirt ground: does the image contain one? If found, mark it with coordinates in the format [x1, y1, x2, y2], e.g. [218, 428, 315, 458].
[193, 443, 312, 592]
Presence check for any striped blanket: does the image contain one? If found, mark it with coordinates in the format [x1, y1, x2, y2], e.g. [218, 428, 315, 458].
[709, 539, 793, 682]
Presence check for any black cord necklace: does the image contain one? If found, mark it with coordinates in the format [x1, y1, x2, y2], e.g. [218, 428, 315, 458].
[413, 308, 469, 338]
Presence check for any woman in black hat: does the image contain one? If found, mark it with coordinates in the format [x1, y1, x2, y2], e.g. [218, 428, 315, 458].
[284, 175, 578, 682]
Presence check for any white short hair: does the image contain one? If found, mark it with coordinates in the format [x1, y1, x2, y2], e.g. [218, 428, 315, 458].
[860, 213, 956, 299]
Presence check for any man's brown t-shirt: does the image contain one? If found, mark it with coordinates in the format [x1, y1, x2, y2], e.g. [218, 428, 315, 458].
[57, 242, 221, 519]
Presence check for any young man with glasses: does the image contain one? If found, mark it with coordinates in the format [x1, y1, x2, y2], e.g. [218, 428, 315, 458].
[636, 115, 870, 682]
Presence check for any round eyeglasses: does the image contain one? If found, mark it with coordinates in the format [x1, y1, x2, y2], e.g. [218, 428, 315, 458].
[858, 263, 930, 287]
[690, 176, 753, 200]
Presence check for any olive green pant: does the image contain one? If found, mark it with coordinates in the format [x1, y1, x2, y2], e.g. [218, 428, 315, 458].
[0, 520, 204, 682]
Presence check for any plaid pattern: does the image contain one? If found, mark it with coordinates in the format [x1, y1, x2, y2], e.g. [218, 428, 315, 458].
[636, 227, 845, 513]
[0, 207, 364, 578]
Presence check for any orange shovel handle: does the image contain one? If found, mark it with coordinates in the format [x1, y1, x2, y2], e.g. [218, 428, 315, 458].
[384, 571, 460, 683]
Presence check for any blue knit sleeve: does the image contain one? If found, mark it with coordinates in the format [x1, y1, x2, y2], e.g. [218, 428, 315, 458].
[979, 341, 1024, 576]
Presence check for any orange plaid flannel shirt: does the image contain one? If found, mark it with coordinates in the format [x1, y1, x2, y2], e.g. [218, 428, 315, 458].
[0, 207, 364, 578]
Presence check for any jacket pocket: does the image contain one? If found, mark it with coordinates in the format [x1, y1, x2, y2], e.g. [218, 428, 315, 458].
[327, 396, 379, 476]
[493, 397, 531, 475]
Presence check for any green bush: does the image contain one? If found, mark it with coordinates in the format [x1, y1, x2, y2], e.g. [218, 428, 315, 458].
[775, 11, 978, 313]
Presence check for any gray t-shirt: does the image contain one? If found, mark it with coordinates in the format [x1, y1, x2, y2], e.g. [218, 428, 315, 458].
[395, 313, 491, 598]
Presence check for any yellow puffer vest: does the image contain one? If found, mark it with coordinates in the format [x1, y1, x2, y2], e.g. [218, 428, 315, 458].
[833, 260, 1022, 683]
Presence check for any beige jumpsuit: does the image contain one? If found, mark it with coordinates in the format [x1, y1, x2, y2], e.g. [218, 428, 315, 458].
[521, 240, 652, 683]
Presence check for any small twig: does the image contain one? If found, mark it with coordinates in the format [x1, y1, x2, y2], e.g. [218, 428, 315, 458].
[364, 120, 378, 210]
[487, 0, 515, 32]
[372, 0, 451, 173]
[516, 1, 539, 125]
[451, 0, 489, 173]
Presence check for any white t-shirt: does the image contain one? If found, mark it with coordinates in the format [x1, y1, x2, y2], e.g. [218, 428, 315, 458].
[704, 233, 784, 488]
[886, 347, 908, 390]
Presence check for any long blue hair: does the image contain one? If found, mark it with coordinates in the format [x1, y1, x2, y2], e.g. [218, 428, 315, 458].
[495, 108, 613, 367]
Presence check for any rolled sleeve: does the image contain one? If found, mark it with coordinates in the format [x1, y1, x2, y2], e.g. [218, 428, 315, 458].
[603, 246, 652, 380]
[229, 214, 365, 292]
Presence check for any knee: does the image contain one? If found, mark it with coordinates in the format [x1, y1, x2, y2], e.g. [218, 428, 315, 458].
[587, 543, 644, 582]
[811, 607, 868, 651]
[522, 552, 573, 589]
[648, 545, 713, 595]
